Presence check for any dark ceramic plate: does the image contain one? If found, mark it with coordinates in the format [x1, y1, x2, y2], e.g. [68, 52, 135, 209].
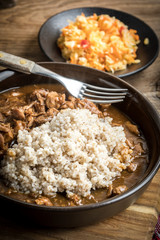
[38, 7, 159, 78]
[0, 63, 160, 227]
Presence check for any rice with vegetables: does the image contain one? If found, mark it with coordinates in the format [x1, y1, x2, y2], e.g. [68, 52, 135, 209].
[57, 13, 140, 72]
[0, 108, 133, 199]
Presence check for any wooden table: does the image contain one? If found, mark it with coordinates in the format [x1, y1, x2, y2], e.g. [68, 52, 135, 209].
[0, 0, 160, 239]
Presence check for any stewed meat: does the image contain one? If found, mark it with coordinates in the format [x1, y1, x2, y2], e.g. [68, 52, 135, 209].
[113, 185, 128, 195]
[125, 121, 139, 136]
[11, 108, 25, 120]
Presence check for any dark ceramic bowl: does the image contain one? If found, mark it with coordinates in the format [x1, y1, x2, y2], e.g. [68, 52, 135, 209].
[0, 62, 160, 227]
[38, 7, 159, 78]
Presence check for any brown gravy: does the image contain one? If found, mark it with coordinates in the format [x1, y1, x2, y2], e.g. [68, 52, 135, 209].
[0, 84, 148, 206]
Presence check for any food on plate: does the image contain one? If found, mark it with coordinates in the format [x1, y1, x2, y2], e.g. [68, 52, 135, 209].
[0, 84, 148, 206]
[144, 37, 149, 45]
[57, 13, 140, 72]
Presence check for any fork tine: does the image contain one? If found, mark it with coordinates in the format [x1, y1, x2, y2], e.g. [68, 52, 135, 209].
[83, 88, 127, 96]
[82, 98, 124, 104]
[79, 83, 128, 104]
[85, 83, 128, 92]
[82, 92, 125, 99]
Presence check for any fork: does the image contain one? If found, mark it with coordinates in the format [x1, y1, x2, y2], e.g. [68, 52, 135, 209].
[0, 51, 127, 104]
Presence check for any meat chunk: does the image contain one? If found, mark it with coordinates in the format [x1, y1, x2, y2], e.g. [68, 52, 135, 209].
[25, 107, 35, 116]
[134, 143, 144, 154]
[35, 197, 53, 206]
[61, 101, 75, 109]
[61, 96, 76, 109]
[113, 185, 128, 195]
[14, 120, 26, 134]
[27, 115, 35, 128]
[75, 98, 103, 117]
[106, 185, 113, 198]
[30, 89, 48, 105]
[127, 163, 138, 173]
[68, 193, 82, 205]
[68, 95, 76, 102]
[0, 123, 13, 155]
[3, 130, 14, 143]
[0, 134, 4, 149]
[11, 108, 25, 120]
[0, 123, 11, 132]
[59, 93, 66, 104]
[0, 113, 5, 122]
[47, 108, 59, 117]
[33, 115, 48, 126]
[34, 102, 45, 113]
[125, 121, 139, 136]
[45, 91, 59, 108]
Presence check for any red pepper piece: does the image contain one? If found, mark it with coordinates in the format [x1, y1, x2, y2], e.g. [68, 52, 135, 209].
[80, 39, 90, 49]
[119, 26, 125, 34]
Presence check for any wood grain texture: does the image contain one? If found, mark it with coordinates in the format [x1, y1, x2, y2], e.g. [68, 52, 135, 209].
[0, 0, 160, 239]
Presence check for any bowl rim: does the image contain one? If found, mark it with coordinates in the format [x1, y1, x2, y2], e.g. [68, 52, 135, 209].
[0, 62, 160, 211]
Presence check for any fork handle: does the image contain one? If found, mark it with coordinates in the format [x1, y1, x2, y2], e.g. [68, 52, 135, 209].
[0, 51, 35, 74]
[0, 51, 71, 90]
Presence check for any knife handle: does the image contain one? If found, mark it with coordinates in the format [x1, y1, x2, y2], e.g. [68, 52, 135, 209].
[0, 51, 35, 74]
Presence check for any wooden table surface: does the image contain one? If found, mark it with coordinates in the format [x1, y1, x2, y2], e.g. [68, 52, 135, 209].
[0, 0, 160, 239]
